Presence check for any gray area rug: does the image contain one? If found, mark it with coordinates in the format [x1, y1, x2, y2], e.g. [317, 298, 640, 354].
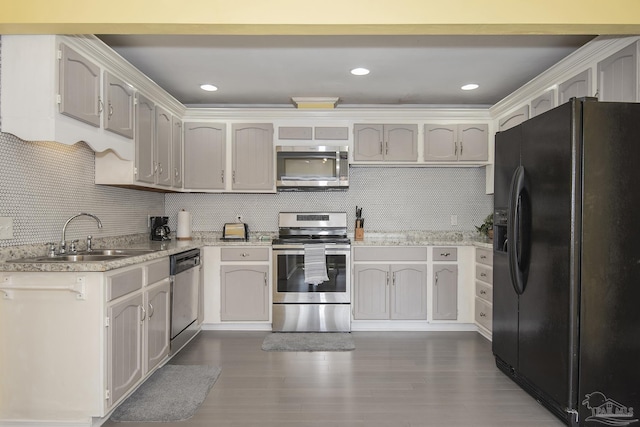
[262, 332, 355, 352]
[110, 364, 221, 422]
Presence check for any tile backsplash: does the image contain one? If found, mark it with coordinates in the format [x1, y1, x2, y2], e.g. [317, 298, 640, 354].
[165, 167, 493, 233]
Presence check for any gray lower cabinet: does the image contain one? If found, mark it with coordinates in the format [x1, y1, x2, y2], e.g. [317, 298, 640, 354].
[474, 247, 493, 339]
[424, 124, 488, 162]
[353, 263, 427, 320]
[353, 124, 418, 162]
[432, 264, 458, 320]
[231, 123, 274, 191]
[220, 265, 269, 321]
[184, 122, 227, 190]
[597, 41, 638, 102]
[106, 258, 170, 409]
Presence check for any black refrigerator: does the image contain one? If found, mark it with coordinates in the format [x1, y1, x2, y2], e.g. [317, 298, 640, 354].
[493, 97, 640, 427]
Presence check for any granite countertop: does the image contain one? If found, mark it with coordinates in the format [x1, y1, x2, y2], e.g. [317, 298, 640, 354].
[0, 231, 492, 273]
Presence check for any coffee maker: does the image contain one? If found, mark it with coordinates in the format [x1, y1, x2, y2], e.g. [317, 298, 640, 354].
[150, 216, 171, 241]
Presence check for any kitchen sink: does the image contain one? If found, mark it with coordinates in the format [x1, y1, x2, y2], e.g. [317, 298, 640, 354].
[9, 249, 157, 263]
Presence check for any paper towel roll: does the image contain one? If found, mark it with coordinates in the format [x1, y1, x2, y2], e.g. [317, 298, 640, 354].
[177, 209, 192, 240]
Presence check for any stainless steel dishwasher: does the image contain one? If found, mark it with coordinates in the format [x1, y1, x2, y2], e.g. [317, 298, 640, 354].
[169, 248, 201, 355]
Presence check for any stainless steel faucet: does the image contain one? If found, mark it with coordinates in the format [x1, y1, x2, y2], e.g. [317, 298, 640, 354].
[60, 213, 103, 254]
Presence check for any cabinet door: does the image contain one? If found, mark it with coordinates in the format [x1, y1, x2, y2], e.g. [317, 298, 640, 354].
[597, 42, 638, 102]
[385, 124, 418, 161]
[231, 123, 274, 191]
[424, 125, 457, 161]
[171, 116, 183, 188]
[559, 69, 592, 105]
[458, 124, 488, 161]
[390, 264, 427, 320]
[531, 89, 556, 118]
[432, 264, 458, 320]
[155, 106, 172, 187]
[135, 93, 155, 184]
[353, 124, 384, 161]
[353, 264, 389, 320]
[498, 105, 529, 132]
[58, 43, 101, 127]
[145, 279, 170, 374]
[184, 123, 226, 190]
[220, 265, 269, 321]
[104, 71, 134, 138]
[107, 292, 143, 407]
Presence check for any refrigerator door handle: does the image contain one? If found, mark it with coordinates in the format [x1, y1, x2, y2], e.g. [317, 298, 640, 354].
[507, 165, 531, 295]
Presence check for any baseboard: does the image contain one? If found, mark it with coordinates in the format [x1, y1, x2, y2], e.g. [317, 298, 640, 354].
[201, 322, 272, 331]
[350, 321, 478, 332]
[0, 420, 92, 427]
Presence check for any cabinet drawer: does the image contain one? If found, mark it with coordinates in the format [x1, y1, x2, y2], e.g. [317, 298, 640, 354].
[476, 248, 493, 265]
[221, 247, 269, 261]
[475, 264, 493, 284]
[107, 267, 143, 301]
[433, 247, 457, 261]
[147, 257, 170, 285]
[475, 298, 493, 331]
[353, 246, 427, 262]
[475, 281, 493, 303]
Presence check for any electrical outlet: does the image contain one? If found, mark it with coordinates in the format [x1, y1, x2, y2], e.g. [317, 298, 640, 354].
[450, 215, 458, 226]
[0, 217, 14, 239]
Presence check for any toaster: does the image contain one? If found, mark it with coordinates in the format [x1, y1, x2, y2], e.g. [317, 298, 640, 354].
[222, 222, 249, 241]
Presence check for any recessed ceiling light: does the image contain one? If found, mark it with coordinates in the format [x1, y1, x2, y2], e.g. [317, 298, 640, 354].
[350, 68, 370, 76]
[200, 84, 218, 92]
[461, 83, 479, 91]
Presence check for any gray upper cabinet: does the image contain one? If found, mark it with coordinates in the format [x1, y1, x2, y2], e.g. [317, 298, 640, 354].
[353, 124, 418, 162]
[558, 69, 592, 105]
[183, 123, 226, 190]
[154, 106, 172, 187]
[424, 124, 488, 161]
[103, 71, 134, 139]
[498, 105, 529, 132]
[135, 93, 155, 185]
[231, 123, 274, 191]
[58, 43, 101, 127]
[597, 42, 638, 102]
[531, 90, 556, 118]
[171, 116, 183, 189]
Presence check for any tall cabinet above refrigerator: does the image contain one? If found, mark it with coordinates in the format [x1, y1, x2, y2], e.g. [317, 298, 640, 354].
[493, 98, 640, 427]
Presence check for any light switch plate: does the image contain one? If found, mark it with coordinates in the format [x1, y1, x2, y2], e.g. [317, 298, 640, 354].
[0, 217, 14, 239]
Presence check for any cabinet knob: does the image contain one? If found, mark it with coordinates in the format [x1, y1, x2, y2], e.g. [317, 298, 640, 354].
[480, 273, 487, 277]
[440, 252, 450, 257]
[480, 255, 487, 259]
[480, 290, 486, 295]
[242, 252, 249, 257]
[480, 312, 486, 317]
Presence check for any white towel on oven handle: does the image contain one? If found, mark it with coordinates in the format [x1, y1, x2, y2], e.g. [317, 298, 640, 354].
[304, 244, 329, 285]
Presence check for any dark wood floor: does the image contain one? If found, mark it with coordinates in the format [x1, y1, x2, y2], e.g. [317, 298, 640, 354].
[103, 331, 565, 427]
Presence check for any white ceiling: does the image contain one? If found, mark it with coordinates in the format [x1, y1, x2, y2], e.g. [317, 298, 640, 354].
[98, 34, 595, 108]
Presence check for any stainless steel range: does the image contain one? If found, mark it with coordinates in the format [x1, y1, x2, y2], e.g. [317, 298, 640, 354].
[272, 212, 351, 332]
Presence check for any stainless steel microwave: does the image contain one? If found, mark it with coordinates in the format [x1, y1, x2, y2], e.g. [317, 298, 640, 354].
[276, 145, 349, 191]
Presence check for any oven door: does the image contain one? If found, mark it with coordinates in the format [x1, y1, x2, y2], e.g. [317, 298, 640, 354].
[272, 246, 351, 303]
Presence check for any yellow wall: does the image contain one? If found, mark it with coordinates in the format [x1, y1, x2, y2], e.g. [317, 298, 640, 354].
[1, 0, 640, 34]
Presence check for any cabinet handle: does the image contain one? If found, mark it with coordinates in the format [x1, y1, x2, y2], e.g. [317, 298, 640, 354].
[386, 272, 390, 286]
[435, 273, 439, 284]
[108, 103, 114, 119]
[454, 142, 458, 156]
[148, 302, 155, 318]
[174, 168, 179, 178]
[392, 272, 396, 286]
[98, 98, 104, 114]
[385, 141, 389, 155]
[153, 162, 158, 173]
[264, 273, 268, 287]
[480, 289, 486, 295]
[480, 272, 487, 278]
[242, 252, 249, 257]
[140, 305, 146, 322]
[480, 255, 487, 259]
[221, 170, 225, 183]
[232, 170, 236, 183]
[460, 141, 463, 156]
[440, 252, 450, 257]
[480, 312, 486, 317]
[379, 141, 383, 155]
[158, 163, 163, 174]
